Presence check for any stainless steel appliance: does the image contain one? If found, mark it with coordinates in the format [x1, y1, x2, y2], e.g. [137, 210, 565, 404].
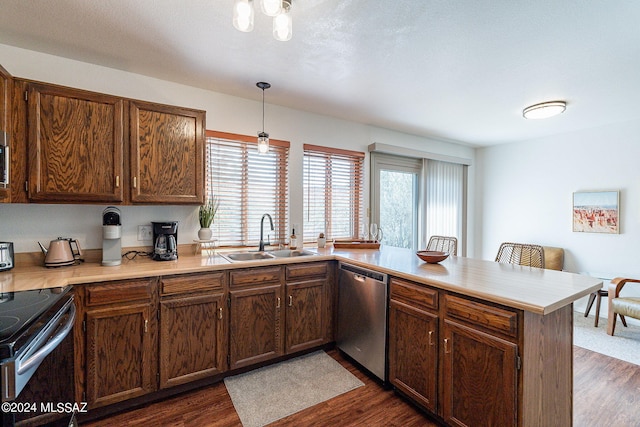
[0, 243, 14, 272]
[0, 131, 8, 190]
[0, 286, 76, 426]
[152, 221, 178, 261]
[336, 262, 389, 382]
[102, 207, 122, 266]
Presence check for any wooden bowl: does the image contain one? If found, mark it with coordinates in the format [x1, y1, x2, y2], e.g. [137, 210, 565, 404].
[416, 250, 450, 264]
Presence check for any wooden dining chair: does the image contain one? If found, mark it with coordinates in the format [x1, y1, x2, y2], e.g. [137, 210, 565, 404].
[494, 242, 545, 268]
[426, 235, 458, 256]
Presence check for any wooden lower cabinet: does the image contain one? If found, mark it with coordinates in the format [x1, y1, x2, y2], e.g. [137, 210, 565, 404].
[442, 320, 518, 427]
[388, 277, 521, 426]
[159, 292, 226, 388]
[229, 283, 284, 369]
[285, 279, 326, 353]
[85, 302, 155, 408]
[79, 279, 157, 409]
[388, 298, 438, 413]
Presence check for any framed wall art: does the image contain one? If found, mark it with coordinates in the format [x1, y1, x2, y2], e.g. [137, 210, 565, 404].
[572, 190, 619, 234]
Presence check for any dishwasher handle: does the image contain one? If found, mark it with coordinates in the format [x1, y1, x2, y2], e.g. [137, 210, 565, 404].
[339, 262, 388, 284]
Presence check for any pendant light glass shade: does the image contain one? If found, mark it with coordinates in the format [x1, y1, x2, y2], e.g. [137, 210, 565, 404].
[233, 0, 254, 32]
[522, 101, 566, 119]
[257, 132, 270, 154]
[273, 1, 292, 41]
[261, 0, 281, 16]
[256, 82, 271, 154]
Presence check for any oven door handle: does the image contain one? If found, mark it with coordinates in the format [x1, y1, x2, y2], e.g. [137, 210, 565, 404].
[17, 302, 76, 375]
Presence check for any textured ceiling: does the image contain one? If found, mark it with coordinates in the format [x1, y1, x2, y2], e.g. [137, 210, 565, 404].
[1, 0, 639, 146]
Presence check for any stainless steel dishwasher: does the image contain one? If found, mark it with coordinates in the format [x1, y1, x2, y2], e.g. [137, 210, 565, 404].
[336, 262, 389, 382]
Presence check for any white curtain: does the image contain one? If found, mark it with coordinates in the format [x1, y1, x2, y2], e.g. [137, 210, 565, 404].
[423, 159, 464, 252]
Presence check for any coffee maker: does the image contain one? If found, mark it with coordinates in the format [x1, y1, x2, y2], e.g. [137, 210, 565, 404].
[102, 207, 122, 266]
[152, 221, 178, 261]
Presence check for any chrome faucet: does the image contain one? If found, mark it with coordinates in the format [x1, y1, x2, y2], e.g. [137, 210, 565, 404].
[259, 213, 274, 251]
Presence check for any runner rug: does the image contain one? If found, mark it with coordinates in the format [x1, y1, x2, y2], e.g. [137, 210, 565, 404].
[224, 350, 364, 427]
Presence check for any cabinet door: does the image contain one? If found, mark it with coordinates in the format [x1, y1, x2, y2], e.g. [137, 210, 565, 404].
[388, 299, 438, 413]
[285, 279, 326, 353]
[129, 100, 204, 204]
[0, 64, 11, 203]
[229, 284, 283, 370]
[442, 320, 518, 427]
[159, 293, 226, 388]
[85, 303, 154, 408]
[27, 83, 124, 202]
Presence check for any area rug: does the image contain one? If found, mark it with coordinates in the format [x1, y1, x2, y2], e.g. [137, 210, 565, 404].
[573, 312, 640, 366]
[224, 350, 364, 427]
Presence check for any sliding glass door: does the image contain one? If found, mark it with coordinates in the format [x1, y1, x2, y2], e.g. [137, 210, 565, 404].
[371, 154, 422, 250]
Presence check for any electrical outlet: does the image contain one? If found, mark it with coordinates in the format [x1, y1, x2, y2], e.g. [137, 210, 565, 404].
[137, 225, 153, 241]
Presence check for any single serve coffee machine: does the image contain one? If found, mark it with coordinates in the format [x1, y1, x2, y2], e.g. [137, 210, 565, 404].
[102, 207, 122, 266]
[152, 221, 178, 261]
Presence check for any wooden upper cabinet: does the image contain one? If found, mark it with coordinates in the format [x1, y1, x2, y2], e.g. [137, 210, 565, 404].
[129, 100, 204, 204]
[27, 83, 124, 202]
[0, 64, 12, 203]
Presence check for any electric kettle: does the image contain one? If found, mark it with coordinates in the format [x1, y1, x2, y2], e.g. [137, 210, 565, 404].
[38, 237, 84, 267]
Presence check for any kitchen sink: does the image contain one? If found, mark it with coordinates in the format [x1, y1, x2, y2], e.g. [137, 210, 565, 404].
[220, 249, 315, 262]
[221, 251, 276, 262]
[267, 249, 315, 258]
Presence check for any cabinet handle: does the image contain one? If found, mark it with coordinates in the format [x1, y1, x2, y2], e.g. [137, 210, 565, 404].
[133, 176, 137, 189]
[115, 175, 120, 188]
[428, 330, 434, 346]
[444, 338, 450, 353]
[288, 295, 293, 307]
[144, 319, 148, 333]
[218, 307, 223, 320]
[276, 297, 281, 309]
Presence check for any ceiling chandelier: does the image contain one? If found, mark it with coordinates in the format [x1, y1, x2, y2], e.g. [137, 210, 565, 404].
[522, 101, 566, 119]
[233, 0, 293, 41]
[256, 82, 271, 154]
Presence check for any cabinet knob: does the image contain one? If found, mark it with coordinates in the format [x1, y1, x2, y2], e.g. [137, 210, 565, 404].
[276, 297, 281, 309]
[144, 319, 148, 333]
[218, 307, 223, 320]
[444, 338, 450, 353]
[133, 176, 137, 189]
[428, 330, 434, 346]
[115, 175, 120, 188]
[288, 295, 293, 307]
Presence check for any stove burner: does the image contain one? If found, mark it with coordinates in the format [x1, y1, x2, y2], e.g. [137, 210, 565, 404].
[0, 316, 20, 334]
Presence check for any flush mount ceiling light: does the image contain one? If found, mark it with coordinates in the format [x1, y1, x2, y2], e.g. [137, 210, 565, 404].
[233, 0, 293, 41]
[522, 101, 567, 119]
[256, 82, 271, 154]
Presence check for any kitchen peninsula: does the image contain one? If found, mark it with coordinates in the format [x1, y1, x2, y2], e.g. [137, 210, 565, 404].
[1, 246, 601, 426]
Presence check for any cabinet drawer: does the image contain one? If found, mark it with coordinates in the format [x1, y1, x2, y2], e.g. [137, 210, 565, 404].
[161, 272, 225, 296]
[85, 279, 152, 306]
[444, 294, 518, 338]
[286, 262, 329, 281]
[230, 266, 282, 288]
[390, 278, 438, 311]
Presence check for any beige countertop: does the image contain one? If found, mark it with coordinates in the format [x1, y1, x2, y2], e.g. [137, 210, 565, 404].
[0, 246, 601, 315]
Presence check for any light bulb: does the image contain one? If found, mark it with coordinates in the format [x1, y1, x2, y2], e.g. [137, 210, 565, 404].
[233, 0, 254, 32]
[273, 8, 292, 41]
[261, 0, 281, 16]
[257, 132, 270, 154]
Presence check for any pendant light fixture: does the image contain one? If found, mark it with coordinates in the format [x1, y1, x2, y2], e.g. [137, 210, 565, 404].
[257, 82, 271, 154]
[522, 101, 566, 119]
[232, 0, 293, 41]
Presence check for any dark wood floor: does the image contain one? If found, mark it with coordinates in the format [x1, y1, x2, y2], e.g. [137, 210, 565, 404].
[83, 347, 640, 427]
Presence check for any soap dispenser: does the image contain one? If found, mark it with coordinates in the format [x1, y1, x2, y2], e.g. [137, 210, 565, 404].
[290, 228, 297, 250]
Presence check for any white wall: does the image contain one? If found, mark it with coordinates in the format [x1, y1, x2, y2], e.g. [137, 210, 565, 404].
[476, 118, 640, 316]
[0, 44, 476, 254]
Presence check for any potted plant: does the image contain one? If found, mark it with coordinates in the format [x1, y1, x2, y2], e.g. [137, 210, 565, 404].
[198, 196, 219, 240]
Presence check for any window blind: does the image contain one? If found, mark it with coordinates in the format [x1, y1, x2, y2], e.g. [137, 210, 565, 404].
[303, 144, 364, 243]
[206, 130, 289, 247]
